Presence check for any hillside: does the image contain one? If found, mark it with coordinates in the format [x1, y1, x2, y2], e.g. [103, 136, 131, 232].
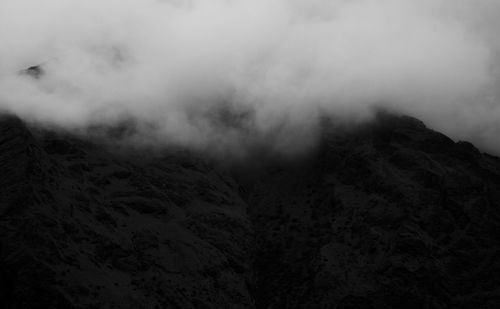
[1, 113, 500, 308]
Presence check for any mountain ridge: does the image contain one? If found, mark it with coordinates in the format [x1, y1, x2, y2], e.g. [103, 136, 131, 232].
[1, 113, 500, 308]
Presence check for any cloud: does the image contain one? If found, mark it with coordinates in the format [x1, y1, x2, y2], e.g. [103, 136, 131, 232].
[0, 0, 499, 155]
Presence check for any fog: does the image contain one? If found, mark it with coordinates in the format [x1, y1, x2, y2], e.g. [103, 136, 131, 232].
[1, 0, 500, 155]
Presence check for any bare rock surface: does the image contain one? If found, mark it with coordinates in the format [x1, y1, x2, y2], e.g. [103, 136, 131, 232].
[0, 113, 500, 308]
[248, 114, 500, 308]
[0, 116, 253, 309]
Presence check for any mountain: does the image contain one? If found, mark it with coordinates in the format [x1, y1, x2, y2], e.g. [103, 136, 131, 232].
[1, 113, 500, 308]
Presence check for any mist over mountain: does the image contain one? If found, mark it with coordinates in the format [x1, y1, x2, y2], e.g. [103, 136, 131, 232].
[2, 1, 500, 308]
[1, 0, 500, 154]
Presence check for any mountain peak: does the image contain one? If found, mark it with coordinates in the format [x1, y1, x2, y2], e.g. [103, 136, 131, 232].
[0, 113, 499, 308]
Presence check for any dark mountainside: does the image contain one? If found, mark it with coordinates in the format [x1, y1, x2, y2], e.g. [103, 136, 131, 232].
[1, 113, 500, 308]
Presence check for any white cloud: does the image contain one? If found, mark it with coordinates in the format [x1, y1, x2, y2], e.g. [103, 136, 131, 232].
[0, 0, 499, 154]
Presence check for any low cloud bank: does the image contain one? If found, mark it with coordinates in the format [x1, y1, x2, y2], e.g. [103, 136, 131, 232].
[1, 0, 500, 154]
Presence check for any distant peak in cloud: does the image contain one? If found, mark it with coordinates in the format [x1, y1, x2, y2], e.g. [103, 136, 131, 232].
[1, 0, 500, 154]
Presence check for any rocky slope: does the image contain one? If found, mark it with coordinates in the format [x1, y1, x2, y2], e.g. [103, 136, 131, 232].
[248, 115, 500, 308]
[1, 113, 500, 308]
[0, 116, 253, 308]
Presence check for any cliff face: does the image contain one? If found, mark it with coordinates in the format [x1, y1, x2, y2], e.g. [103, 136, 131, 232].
[0, 114, 500, 308]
